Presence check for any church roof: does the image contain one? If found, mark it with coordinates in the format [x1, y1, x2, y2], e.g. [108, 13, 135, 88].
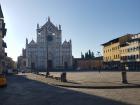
[0, 5, 4, 18]
[41, 17, 59, 33]
[62, 40, 71, 47]
[29, 39, 36, 45]
[45, 20, 56, 29]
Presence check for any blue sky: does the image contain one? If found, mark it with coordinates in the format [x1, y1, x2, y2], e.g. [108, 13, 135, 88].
[1, 0, 140, 61]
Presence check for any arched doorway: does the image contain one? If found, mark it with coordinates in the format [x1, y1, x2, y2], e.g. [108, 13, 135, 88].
[64, 62, 68, 69]
[47, 60, 53, 70]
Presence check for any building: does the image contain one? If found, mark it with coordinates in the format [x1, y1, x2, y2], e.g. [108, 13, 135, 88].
[5, 57, 16, 71]
[120, 34, 140, 70]
[25, 17, 72, 71]
[0, 5, 7, 73]
[17, 48, 26, 71]
[102, 33, 140, 70]
[73, 57, 103, 70]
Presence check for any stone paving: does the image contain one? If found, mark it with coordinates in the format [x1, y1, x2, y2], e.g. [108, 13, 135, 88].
[2, 73, 137, 105]
[38, 71, 140, 88]
[68, 87, 140, 105]
[27, 72, 140, 105]
[24, 72, 140, 105]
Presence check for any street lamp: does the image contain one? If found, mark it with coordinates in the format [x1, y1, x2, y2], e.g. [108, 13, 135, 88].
[97, 51, 101, 72]
[46, 34, 53, 77]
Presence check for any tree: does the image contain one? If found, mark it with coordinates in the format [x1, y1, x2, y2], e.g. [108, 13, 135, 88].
[85, 52, 88, 59]
[88, 50, 91, 59]
[91, 52, 95, 58]
[82, 50, 95, 59]
[81, 52, 84, 59]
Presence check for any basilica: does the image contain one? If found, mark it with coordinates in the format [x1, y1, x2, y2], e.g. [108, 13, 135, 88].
[25, 17, 72, 71]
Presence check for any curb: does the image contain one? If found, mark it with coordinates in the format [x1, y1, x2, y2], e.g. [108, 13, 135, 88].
[50, 83, 140, 89]
[34, 73, 140, 89]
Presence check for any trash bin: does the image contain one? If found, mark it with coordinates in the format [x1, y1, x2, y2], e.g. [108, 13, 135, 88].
[61, 72, 67, 82]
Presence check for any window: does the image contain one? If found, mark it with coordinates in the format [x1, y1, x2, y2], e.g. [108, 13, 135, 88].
[136, 47, 139, 50]
[136, 55, 139, 59]
[128, 56, 130, 60]
[125, 49, 127, 52]
[0, 22, 1, 28]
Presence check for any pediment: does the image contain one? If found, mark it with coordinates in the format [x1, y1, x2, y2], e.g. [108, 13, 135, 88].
[28, 40, 37, 47]
[43, 21, 58, 33]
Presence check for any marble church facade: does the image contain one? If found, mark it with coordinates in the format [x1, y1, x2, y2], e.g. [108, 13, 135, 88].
[26, 17, 72, 71]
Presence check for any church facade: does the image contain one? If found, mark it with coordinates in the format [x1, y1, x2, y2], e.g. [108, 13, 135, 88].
[26, 17, 72, 71]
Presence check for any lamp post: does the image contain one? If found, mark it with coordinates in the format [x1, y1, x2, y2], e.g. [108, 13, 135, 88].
[46, 35, 49, 77]
[97, 51, 101, 72]
[45, 34, 53, 77]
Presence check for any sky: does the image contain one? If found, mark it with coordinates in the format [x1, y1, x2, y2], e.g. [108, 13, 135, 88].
[1, 0, 140, 61]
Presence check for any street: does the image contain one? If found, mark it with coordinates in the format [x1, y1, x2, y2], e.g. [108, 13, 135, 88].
[0, 73, 133, 105]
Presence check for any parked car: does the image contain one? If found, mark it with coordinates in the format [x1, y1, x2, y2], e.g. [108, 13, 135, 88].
[0, 74, 7, 87]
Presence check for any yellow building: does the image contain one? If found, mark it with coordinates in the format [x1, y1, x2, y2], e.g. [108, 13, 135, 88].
[103, 38, 120, 62]
[102, 34, 132, 70]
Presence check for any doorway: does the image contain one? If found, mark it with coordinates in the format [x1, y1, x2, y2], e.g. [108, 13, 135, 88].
[47, 60, 53, 70]
[64, 62, 68, 69]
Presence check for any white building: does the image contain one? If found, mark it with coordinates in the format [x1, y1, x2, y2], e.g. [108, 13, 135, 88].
[120, 33, 140, 70]
[26, 17, 72, 71]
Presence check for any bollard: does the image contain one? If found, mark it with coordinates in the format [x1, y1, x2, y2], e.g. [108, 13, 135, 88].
[122, 71, 128, 84]
[61, 72, 67, 82]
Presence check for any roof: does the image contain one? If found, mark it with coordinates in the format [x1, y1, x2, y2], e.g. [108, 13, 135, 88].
[29, 40, 36, 45]
[28, 40, 36, 46]
[74, 56, 103, 61]
[127, 37, 140, 43]
[101, 34, 133, 46]
[41, 17, 58, 32]
[0, 5, 4, 18]
[101, 38, 119, 46]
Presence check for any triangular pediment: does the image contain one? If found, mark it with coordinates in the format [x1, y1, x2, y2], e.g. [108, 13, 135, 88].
[29, 40, 36, 45]
[42, 20, 58, 34]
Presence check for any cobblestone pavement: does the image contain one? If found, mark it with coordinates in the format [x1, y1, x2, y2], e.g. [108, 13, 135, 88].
[0, 73, 136, 105]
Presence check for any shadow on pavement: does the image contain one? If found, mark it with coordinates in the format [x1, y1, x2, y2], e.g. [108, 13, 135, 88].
[0, 74, 132, 105]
